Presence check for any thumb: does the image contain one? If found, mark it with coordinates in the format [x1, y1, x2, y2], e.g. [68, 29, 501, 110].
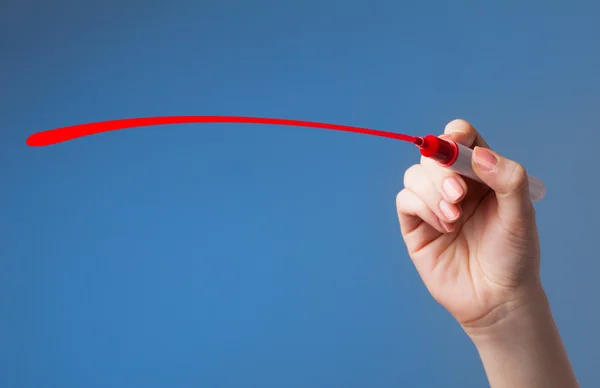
[472, 146, 534, 221]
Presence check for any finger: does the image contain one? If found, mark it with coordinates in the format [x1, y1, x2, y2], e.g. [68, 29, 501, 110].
[444, 118, 489, 149]
[420, 153, 468, 204]
[420, 119, 490, 203]
[403, 164, 462, 228]
[472, 147, 536, 225]
[396, 188, 448, 239]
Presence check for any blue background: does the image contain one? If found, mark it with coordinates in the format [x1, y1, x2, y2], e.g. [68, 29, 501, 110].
[2, 0, 599, 386]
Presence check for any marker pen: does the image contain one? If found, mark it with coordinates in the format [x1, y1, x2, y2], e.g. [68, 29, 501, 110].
[415, 135, 546, 202]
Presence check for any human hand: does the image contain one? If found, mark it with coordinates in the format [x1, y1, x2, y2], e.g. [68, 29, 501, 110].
[396, 120, 579, 387]
[396, 119, 542, 332]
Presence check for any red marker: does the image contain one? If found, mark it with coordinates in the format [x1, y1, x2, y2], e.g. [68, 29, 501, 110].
[414, 135, 546, 201]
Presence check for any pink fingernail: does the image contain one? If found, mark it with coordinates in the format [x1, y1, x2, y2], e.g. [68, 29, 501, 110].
[443, 177, 464, 202]
[439, 200, 460, 221]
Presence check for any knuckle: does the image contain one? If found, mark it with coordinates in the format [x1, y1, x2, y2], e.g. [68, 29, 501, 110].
[396, 189, 406, 207]
[444, 118, 472, 133]
[412, 193, 429, 215]
[396, 189, 425, 216]
[444, 119, 478, 145]
[508, 162, 528, 191]
[396, 189, 413, 208]
[403, 164, 421, 187]
[419, 155, 446, 178]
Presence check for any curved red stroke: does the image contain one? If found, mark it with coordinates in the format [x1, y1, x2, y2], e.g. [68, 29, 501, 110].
[26, 116, 418, 146]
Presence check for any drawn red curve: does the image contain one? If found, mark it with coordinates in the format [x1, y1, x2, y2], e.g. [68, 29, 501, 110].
[26, 116, 418, 147]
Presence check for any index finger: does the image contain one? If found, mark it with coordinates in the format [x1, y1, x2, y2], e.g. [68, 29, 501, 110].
[441, 119, 489, 149]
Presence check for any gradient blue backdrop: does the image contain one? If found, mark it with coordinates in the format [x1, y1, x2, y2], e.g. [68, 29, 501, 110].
[2, 0, 599, 386]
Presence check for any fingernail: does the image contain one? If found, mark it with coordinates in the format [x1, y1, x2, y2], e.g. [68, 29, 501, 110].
[474, 147, 498, 172]
[439, 200, 460, 221]
[443, 177, 464, 202]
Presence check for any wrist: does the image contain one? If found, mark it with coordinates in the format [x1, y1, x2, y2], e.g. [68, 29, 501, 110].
[461, 282, 550, 345]
[463, 284, 579, 387]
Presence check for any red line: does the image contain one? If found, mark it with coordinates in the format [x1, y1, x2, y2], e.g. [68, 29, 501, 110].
[25, 116, 418, 146]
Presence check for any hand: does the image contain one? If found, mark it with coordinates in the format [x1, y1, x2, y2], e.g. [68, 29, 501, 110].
[396, 119, 541, 331]
[396, 119, 578, 387]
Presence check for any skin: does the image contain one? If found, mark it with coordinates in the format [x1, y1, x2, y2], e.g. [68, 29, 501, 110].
[396, 119, 579, 387]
